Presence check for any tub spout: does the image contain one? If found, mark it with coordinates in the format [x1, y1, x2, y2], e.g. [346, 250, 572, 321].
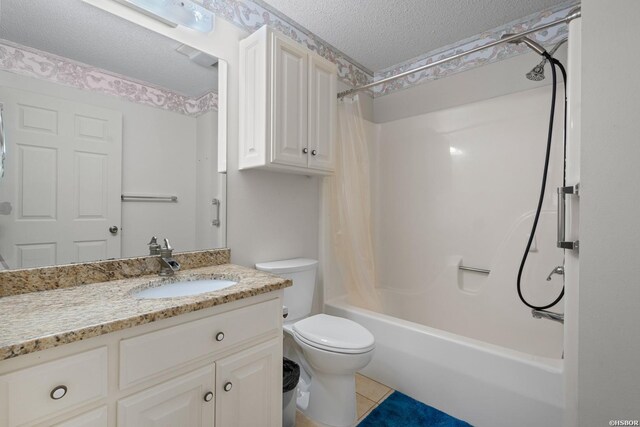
[532, 309, 564, 324]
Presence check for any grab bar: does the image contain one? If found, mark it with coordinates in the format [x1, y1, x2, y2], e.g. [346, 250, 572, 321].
[458, 265, 490, 275]
[557, 184, 579, 250]
[0, 103, 6, 180]
[211, 198, 221, 227]
[121, 194, 178, 202]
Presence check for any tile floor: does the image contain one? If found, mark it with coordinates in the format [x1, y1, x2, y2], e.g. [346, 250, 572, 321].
[295, 373, 394, 426]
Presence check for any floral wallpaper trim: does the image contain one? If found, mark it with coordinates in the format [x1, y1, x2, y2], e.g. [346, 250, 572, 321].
[0, 40, 217, 117]
[200, 0, 578, 97]
[371, 1, 579, 97]
[201, 0, 373, 88]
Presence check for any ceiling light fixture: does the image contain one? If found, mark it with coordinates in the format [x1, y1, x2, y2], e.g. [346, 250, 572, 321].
[114, 0, 214, 33]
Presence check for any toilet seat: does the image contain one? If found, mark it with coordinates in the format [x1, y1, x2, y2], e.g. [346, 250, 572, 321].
[293, 314, 375, 354]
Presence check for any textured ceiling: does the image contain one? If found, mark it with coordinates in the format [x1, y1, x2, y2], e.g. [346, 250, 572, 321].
[0, 0, 217, 97]
[259, 0, 569, 72]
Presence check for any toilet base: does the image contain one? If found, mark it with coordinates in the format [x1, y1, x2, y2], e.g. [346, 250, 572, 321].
[304, 372, 357, 427]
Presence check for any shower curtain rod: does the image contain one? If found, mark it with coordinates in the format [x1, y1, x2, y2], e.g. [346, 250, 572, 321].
[337, 8, 581, 99]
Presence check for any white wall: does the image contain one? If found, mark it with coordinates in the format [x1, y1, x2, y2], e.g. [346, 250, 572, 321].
[0, 70, 218, 257]
[195, 110, 224, 249]
[573, 1, 640, 425]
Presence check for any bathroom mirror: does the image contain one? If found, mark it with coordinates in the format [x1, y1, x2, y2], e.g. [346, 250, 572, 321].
[0, 0, 226, 270]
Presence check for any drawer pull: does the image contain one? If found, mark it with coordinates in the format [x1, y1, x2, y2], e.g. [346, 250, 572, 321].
[50, 385, 68, 400]
[204, 391, 214, 402]
[223, 382, 233, 392]
[215, 332, 225, 342]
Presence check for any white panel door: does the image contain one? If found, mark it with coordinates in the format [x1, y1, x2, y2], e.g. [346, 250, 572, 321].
[118, 366, 214, 427]
[271, 33, 308, 168]
[308, 56, 336, 172]
[0, 87, 122, 268]
[215, 338, 281, 427]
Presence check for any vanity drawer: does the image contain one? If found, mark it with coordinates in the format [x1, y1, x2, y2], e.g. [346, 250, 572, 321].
[120, 298, 281, 389]
[0, 347, 108, 427]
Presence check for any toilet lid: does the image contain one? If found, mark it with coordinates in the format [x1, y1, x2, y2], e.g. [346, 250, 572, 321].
[293, 314, 375, 353]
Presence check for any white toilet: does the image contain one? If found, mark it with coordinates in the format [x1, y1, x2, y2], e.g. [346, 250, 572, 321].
[255, 258, 375, 427]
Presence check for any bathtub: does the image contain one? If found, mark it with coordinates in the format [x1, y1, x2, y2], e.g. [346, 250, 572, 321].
[325, 296, 563, 427]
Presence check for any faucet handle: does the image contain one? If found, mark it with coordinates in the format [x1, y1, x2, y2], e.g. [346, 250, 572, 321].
[546, 266, 564, 281]
[148, 236, 161, 255]
[163, 238, 172, 250]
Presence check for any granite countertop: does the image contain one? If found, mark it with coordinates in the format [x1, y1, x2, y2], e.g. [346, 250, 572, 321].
[0, 264, 291, 360]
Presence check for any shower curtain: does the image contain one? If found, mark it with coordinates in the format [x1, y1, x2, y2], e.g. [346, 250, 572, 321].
[327, 95, 380, 310]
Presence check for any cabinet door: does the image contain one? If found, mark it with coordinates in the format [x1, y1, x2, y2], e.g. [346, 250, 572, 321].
[51, 406, 108, 427]
[215, 338, 281, 427]
[271, 32, 308, 168]
[308, 56, 337, 172]
[117, 366, 214, 427]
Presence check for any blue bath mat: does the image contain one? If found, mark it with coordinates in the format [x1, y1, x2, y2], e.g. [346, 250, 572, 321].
[359, 391, 472, 427]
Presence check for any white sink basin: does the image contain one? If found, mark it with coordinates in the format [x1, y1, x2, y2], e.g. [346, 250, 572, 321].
[133, 279, 238, 299]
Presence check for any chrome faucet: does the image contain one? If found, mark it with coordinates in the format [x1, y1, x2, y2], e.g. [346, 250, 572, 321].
[546, 266, 564, 281]
[159, 238, 180, 276]
[532, 309, 564, 324]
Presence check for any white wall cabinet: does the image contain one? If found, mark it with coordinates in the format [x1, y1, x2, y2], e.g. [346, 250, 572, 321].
[0, 293, 283, 427]
[239, 25, 337, 175]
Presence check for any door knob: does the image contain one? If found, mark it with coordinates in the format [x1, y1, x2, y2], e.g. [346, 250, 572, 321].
[302, 148, 309, 154]
[109, 226, 119, 235]
[223, 382, 233, 392]
[311, 150, 317, 156]
[203, 391, 214, 402]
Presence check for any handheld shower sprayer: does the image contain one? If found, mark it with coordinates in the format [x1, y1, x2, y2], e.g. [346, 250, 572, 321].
[501, 32, 569, 311]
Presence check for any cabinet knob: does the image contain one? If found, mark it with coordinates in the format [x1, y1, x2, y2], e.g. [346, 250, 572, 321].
[204, 391, 214, 402]
[50, 385, 68, 400]
[223, 382, 233, 392]
[311, 150, 317, 156]
[215, 332, 225, 342]
[302, 148, 309, 154]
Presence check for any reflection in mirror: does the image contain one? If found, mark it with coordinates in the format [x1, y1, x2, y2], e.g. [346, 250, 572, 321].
[0, 0, 226, 270]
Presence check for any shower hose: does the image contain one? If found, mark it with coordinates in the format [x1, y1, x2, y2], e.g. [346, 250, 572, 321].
[517, 53, 567, 311]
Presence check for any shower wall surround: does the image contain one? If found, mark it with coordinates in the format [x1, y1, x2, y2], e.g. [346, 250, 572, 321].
[372, 86, 565, 356]
[325, 85, 566, 358]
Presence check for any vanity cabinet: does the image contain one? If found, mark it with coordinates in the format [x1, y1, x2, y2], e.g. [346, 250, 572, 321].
[239, 25, 337, 175]
[0, 293, 283, 427]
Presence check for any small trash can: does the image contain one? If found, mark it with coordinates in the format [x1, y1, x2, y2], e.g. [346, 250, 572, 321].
[283, 357, 300, 427]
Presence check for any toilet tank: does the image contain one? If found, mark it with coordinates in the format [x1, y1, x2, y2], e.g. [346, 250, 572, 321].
[255, 258, 318, 322]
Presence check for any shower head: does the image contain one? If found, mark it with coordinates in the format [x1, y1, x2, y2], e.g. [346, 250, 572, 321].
[501, 33, 547, 56]
[526, 60, 546, 81]
[525, 38, 568, 81]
